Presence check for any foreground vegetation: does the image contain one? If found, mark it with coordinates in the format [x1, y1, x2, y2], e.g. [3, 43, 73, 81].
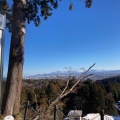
[2, 75, 120, 119]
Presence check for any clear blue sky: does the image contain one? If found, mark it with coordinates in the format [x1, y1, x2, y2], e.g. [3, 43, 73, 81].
[3, 0, 120, 77]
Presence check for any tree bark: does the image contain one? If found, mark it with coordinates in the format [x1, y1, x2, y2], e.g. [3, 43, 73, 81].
[2, 0, 26, 116]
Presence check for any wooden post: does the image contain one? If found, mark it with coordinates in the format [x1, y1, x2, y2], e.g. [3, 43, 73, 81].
[54, 105, 57, 120]
[24, 101, 29, 120]
[100, 109, 104, 120]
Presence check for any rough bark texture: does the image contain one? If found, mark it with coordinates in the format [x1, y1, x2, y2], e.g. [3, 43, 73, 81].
[2, 0, 26, 116]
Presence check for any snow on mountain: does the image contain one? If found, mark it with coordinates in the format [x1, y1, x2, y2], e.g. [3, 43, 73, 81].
[23, 70, 120, 80]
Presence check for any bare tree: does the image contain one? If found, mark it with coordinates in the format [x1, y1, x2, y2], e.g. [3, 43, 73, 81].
[33, 63, 95, 120]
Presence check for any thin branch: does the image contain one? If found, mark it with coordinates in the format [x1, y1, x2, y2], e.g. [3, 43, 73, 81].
[33, 63, 95, 120]
[60, 75, 71, 96]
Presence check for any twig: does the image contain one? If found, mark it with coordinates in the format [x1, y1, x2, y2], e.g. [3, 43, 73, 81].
[33, 63, 95, 120]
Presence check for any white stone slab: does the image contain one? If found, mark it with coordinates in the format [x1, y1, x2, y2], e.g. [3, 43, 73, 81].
[3, 115, 14, 120]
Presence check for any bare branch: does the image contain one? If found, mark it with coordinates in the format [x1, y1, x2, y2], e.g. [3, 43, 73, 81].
[60, 75, 71, 96]
[33, 63, 95, 120]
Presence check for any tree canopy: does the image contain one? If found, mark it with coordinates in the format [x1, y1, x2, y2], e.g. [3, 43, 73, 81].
[0, 0, 92, 30]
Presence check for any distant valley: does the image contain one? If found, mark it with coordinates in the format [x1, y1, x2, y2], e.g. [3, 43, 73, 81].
[23, 70, 120, 80]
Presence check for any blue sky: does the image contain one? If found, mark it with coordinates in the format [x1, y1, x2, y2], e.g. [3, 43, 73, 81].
[3, 0, 120, 76]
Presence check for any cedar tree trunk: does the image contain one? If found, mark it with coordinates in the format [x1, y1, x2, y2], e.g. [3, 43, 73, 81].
[2, 0, 26, 116]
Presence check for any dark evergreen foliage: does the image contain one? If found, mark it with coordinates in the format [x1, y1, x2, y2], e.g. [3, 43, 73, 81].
[100, 76, 120, 101]
[0, 0, 93, 31]
[62, 79, 118, 116]
[2, 76, 119, 117]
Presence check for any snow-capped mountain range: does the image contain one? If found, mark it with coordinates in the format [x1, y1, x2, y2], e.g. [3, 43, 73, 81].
[23, 70, 120, 80]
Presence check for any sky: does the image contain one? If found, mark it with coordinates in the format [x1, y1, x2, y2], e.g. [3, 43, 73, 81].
[3, 0, 120, 77]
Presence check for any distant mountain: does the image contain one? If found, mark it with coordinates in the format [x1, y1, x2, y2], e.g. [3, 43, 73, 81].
[23, 70, 120, 80]
[88, 70, 120, 80]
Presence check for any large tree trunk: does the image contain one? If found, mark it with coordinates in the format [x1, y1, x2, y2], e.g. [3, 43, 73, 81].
[2, 0, 26, 116]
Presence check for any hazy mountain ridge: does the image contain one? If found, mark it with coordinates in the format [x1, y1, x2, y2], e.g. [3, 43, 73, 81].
[23, 70, 120, 80]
